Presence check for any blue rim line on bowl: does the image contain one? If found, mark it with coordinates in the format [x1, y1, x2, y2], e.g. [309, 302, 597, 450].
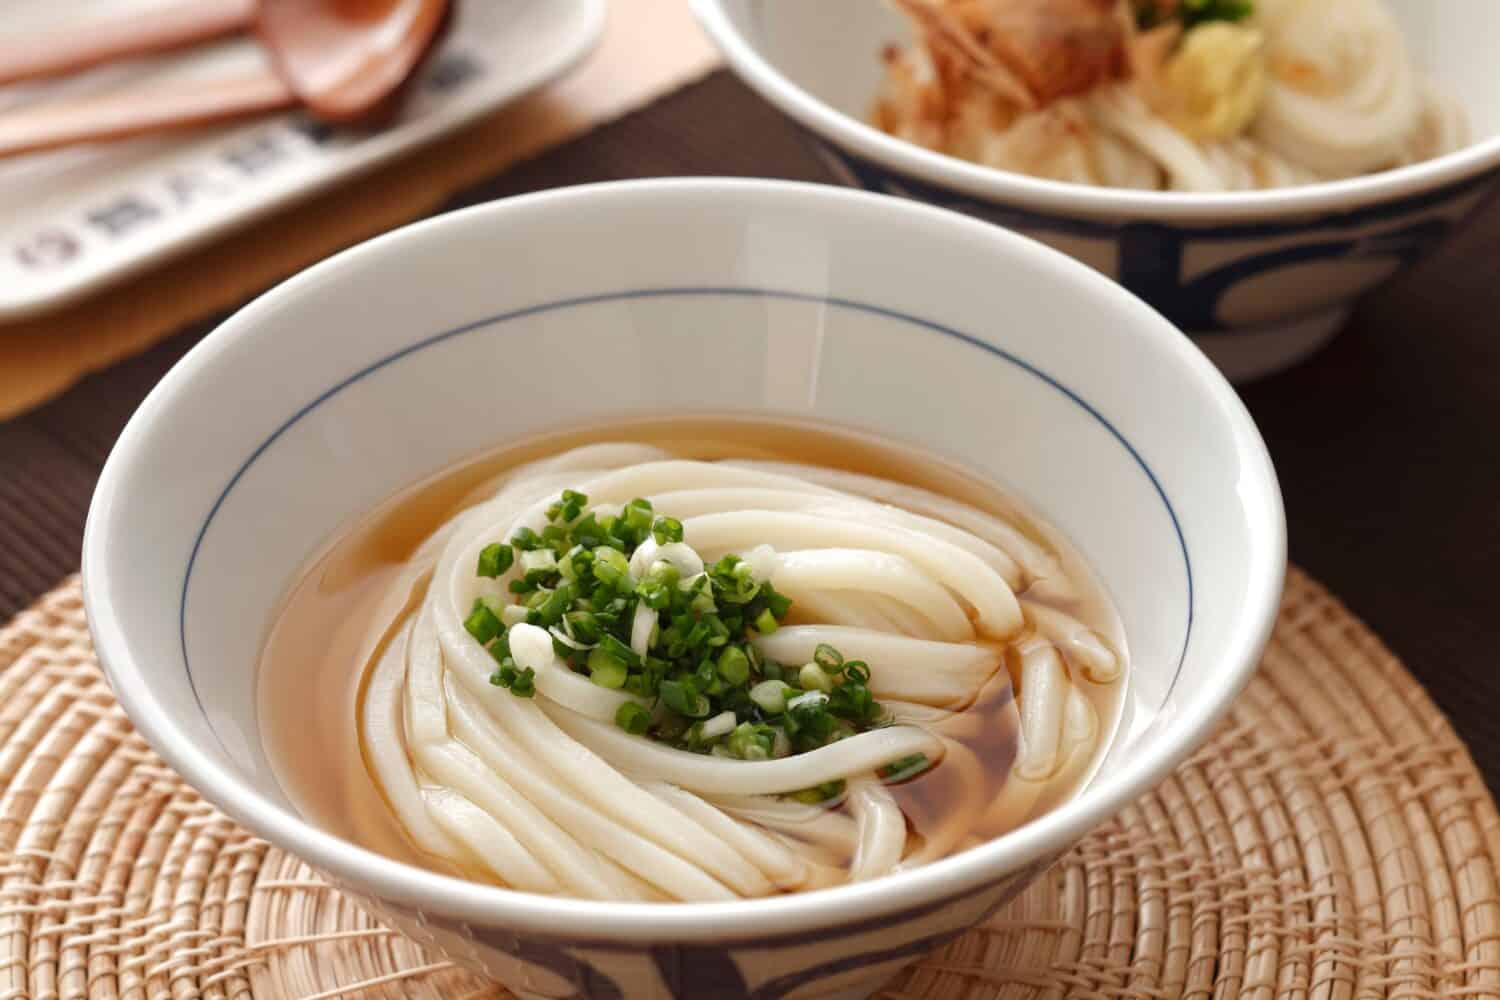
[808, 143, 1500, 334]
[811, 138, 1500, 241]
[176, 287, 1195, 752]
[80, 178, 1284, 943]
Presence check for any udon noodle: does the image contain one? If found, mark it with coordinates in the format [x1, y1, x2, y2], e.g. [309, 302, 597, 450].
[873, 0, 1468, 192]
[260, 423, 1127, 902]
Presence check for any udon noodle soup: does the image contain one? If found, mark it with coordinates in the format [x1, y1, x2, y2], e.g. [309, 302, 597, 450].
[873, 0, 1469, 192]
[260, 418, 1127, 901]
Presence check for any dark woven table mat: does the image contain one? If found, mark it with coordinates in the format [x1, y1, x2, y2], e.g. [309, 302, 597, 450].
[2, 71, 1498, 797]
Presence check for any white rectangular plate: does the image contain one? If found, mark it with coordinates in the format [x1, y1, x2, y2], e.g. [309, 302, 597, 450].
[0, 0, 606, 321]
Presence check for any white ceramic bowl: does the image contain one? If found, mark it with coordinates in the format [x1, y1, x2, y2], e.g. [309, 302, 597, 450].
[83, 179, 1284, 1000]
[692, 0, 1500, 382]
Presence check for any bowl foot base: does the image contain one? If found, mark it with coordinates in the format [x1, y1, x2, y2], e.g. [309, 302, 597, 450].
[1191, 307, 1350, 383]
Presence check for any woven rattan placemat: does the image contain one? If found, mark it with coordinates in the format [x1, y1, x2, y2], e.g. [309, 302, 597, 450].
[1, 568, 1496, 999]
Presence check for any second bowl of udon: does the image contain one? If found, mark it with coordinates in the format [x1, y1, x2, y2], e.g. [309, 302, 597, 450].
[82, 178, 1284, 999]
[693, 0, 1500, 382]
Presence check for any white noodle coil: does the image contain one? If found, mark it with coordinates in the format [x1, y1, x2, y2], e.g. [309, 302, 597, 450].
[874, 0, 1468, 191]
[360, 443, 1122, 898]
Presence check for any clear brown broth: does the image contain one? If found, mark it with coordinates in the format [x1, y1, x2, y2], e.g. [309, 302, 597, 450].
[258, 414, 1127, 886]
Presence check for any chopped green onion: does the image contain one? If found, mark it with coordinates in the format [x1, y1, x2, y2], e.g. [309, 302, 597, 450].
[622, 498, 654, 539]
[652, 516, 684, 544]
[510, 667, 536, 698]
[624, 656, 666, 698]
[569, 512, 609, 547]
[488, 631, 511, 661]
[786, 692, 835, 751]
[700, 710, 737, 741]
[726, 722, 774, 761]
[644, 560, 680, 588]
[557, 489, 589, 522]
[519, 549, 558, 580]
[463, 497, 893, 761]
[597, 632, 641, 668]
[750, 679, 792, 714]
[531, 583, 575, 626]
[615, 701, 651, 734]
[558, 544, 591, 581]
[564, 610, 602, 644]
[476, 543, 514, 578]
[587, 648, 629, 688]
[660, 679, 710, 718]
[693, 656, 718, 692]
[799, 662, 834, 693]
[1135, 0, 1253, 28]
[764, 585, 792, 620]
[790, 779, 845, 804]
[753, 608, 779, 634]
[463, 599, 502, 644]
[879, 753, 932, 783]
[593, 546, 631, 588]
[510, 526, 544, 551]
[703, 615, 730, 648]
[638, 580, 672, 611]
[829, 680, 875, 723]
[689, 586, 717, 615]
[717, 646, 750, 686]
[788, 689, 829, 712]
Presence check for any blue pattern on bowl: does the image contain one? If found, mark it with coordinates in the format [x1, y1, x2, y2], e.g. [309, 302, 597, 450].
[812, 139, 1500, 338]
[347, 852, 1056, 998]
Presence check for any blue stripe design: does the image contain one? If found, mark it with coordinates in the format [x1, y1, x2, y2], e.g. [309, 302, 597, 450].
[815, 138, 1500, 240]
[178, 286, 1194, 781]
[812, 141, 1500, 332]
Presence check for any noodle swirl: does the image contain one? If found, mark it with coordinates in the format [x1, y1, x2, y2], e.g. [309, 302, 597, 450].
[874, 0, 1467, 192]
[360, 444, 1122, 899]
